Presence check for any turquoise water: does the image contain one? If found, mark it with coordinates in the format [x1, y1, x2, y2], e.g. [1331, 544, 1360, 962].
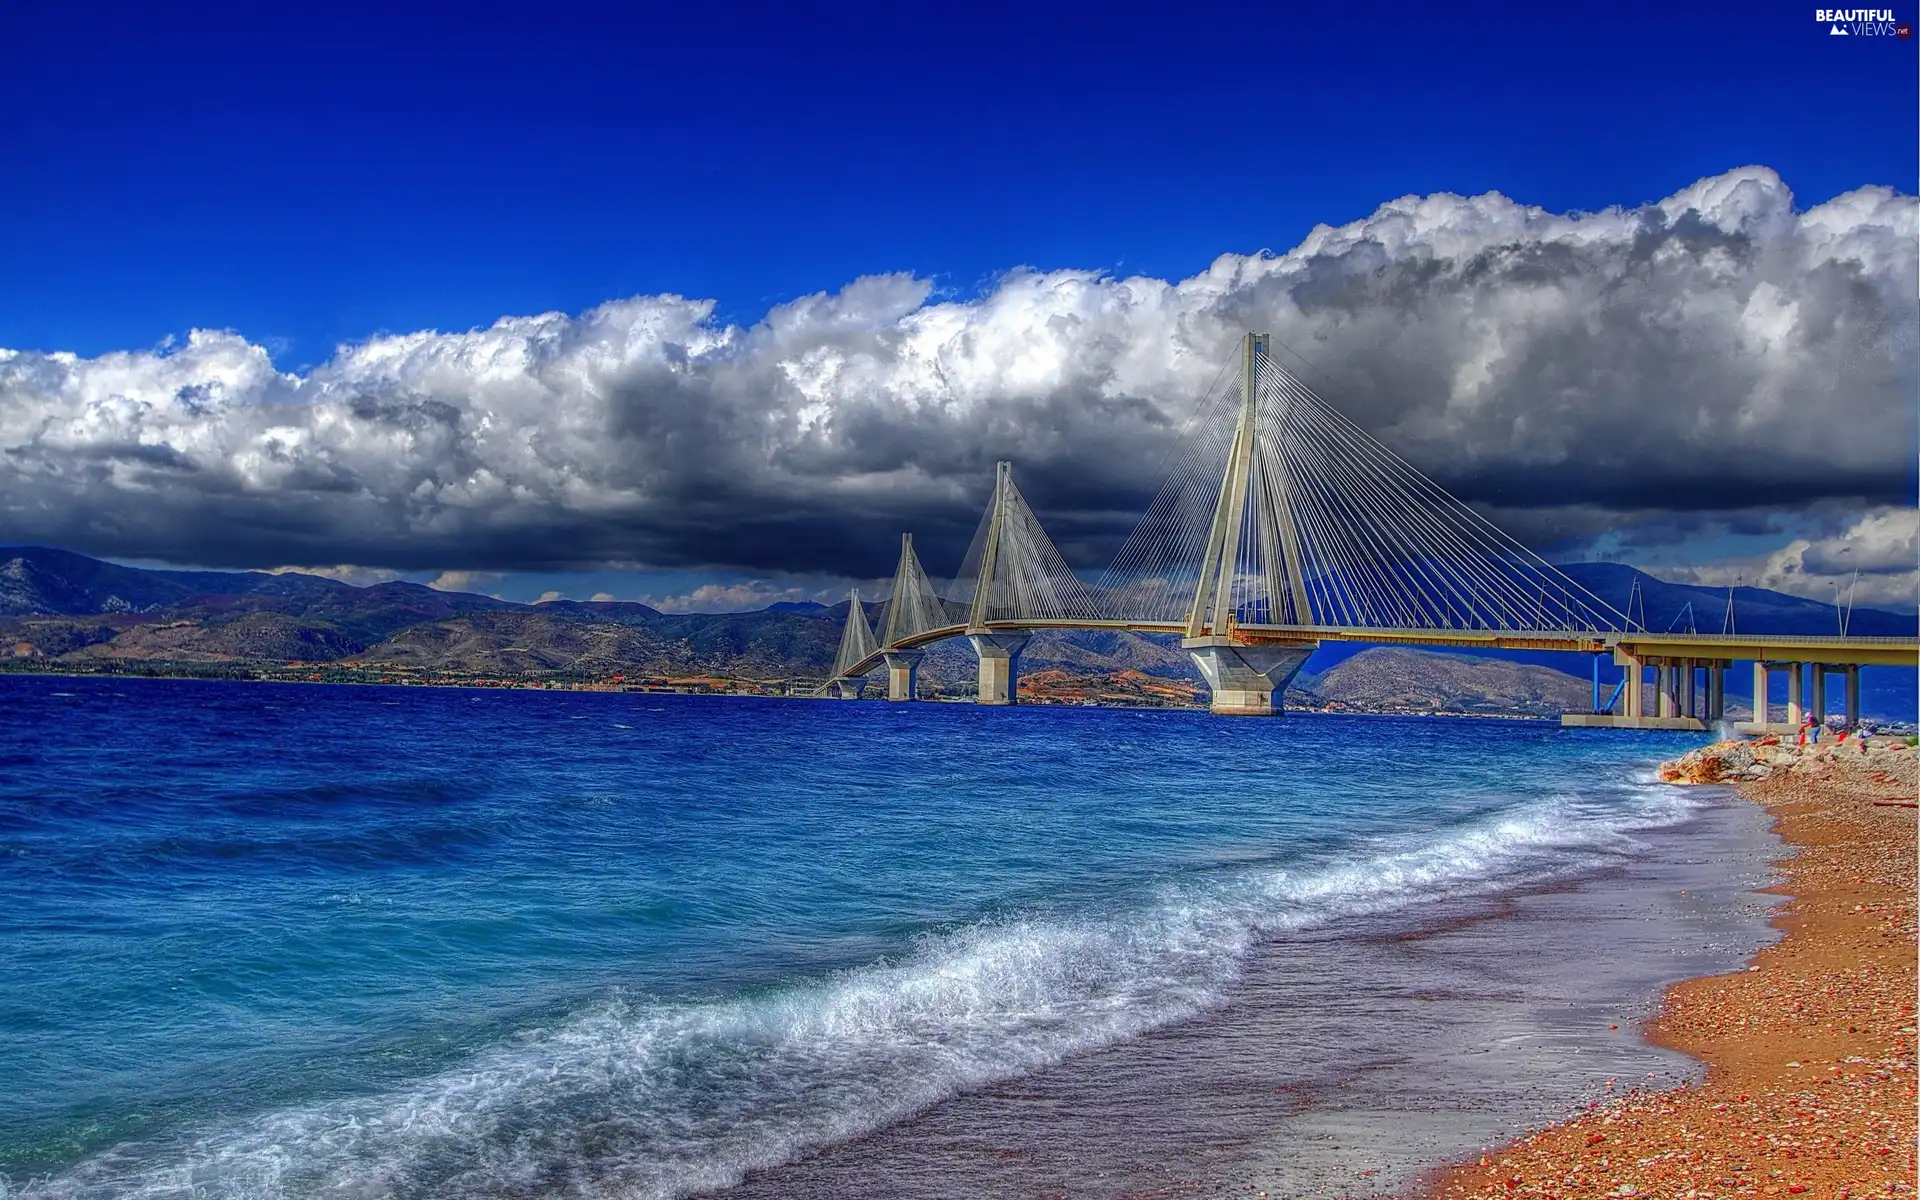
[0, 675, 1717, 1198]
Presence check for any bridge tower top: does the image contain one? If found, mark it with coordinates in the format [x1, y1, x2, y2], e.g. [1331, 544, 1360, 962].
[880, 532, 947, 648]
[1185, 332, 1309, 639]
[831, 587, 879, 678]
[966, 461, 1013, 633]
[953, 459, 1098, 631]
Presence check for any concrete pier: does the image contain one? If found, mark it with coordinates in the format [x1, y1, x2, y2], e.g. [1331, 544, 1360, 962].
[828, 678, 867, 700]
[1805, 664, 1862, 730]
[1736, 660, 1823, 735]
[968, 632, 1031, 705]
[1560, 649, 1720, 730]
[883, 649, 924, 702]
[1185, 640, 1315, 716]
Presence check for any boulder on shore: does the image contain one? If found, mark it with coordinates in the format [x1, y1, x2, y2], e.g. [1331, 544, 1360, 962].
[1658, 734, 1915, 786]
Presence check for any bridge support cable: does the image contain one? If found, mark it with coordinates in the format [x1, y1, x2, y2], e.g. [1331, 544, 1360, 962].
[1098, 332, 1631, 640]
[1253, 355, 1628, 633]
[1094, 359, 1244, 624]
[878, 533, 952, 648]
[829, 589, 880, 679]
[949, 461, 1101, 629]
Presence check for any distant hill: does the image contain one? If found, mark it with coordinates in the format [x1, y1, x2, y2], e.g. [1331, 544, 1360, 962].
[1299, 648, 1591, 718]
[1560, 561, 1915, 638]
[2, 547, 1911, 717]
[0, 547, 518, 638]
[528, 599, 667, 623]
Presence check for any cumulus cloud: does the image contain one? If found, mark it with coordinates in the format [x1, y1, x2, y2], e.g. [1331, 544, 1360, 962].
[589, 591, 615, 603]
[266, 563, 402, 586]
[534, 590, 565, 604]
[1669, 506, 1919, 610]
[426, 570, 501, 592]
[2, 166, 1913, 582]
[639, 579, 854, 614]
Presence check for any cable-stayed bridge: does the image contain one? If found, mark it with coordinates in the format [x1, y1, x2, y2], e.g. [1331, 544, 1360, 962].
[821, 334, 1916, 730]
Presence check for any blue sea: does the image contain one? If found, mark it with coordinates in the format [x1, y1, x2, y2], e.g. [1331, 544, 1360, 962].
[0, 676, 1779, 1198]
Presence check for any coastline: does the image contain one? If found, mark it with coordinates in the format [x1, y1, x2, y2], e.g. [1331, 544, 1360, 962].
[0, 668, 1584, 722]
[6, 683, 1900, 1197]
[1427, 741, 1919, 1199]
[7, 690, 1741, 1198]
[718, 750, 1782, 1199]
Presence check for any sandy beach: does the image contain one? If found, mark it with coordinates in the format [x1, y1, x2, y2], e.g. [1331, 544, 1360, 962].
[1428, 738, 1918, 1199]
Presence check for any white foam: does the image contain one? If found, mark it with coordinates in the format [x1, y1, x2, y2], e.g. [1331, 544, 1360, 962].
[15, 776, 1705, 1200]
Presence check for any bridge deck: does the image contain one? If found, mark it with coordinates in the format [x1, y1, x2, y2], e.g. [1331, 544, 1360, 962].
[832, 620, 1918, 682]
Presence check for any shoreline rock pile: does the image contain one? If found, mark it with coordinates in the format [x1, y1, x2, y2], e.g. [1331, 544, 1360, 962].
[1659, 734, 1917, 786]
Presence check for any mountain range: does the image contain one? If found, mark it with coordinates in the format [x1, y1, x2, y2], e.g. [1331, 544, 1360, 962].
[2, 546, 1912, 716]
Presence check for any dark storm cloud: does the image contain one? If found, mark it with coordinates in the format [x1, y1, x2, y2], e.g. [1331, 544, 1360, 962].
[0, 166, 1913, 585]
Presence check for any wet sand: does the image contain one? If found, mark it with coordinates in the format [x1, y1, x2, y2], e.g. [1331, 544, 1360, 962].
[1428, 750, 1918, 1199]
[723, 783, 1784, 1199]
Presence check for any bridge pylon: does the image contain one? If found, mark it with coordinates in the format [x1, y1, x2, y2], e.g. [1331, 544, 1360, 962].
[819, 588, 878, 698]
[966, 463, 1009, 633]
[1181, 332, 1317, 716]
[878, 533, 945, 701]
[948, 460, 1098, 704]
[965, 462, 1030, 704]
[880, 533, 949, 652]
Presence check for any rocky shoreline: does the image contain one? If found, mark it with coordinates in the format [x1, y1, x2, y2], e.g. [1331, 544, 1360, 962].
[1428, 736, 1918, 1199]
[1659, 734, 1918, 787]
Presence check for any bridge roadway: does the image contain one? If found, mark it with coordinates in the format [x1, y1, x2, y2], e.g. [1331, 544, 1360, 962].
[832, 619, 1918, 731]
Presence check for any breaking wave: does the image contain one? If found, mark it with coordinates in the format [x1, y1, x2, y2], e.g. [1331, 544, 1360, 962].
[16, 779, 1704, 1199]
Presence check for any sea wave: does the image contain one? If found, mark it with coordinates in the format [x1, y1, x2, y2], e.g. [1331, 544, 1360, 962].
[14, 776, 1704, 1200]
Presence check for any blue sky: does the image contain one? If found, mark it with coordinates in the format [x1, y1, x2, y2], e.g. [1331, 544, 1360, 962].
[2, 2, 1915, 610]
[4, 2, 1912, 364]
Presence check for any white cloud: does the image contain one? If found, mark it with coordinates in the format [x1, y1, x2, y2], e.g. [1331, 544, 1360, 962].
[534, 589, 565, 603]
[427, 570, 501, 593]
[266, 564, 401, 586]
[589, 591, 615, 602]
[639, 579, 846, 614]
[1671, 507, 1918, 610]
[1, 167, 1912, 582]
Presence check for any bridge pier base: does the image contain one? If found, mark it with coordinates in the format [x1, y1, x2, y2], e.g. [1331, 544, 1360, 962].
[883, 650, 924, 702]
[1706, 661, 1726, 723]
[1564, 648, 1714, 730]
[828, 678, 867, 700]
[1185, 640, 1316, 716]
[968, 633, 1031, 705]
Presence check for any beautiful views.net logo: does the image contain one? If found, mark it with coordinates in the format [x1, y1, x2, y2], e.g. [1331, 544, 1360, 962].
[1815, 7, 1910, 34]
